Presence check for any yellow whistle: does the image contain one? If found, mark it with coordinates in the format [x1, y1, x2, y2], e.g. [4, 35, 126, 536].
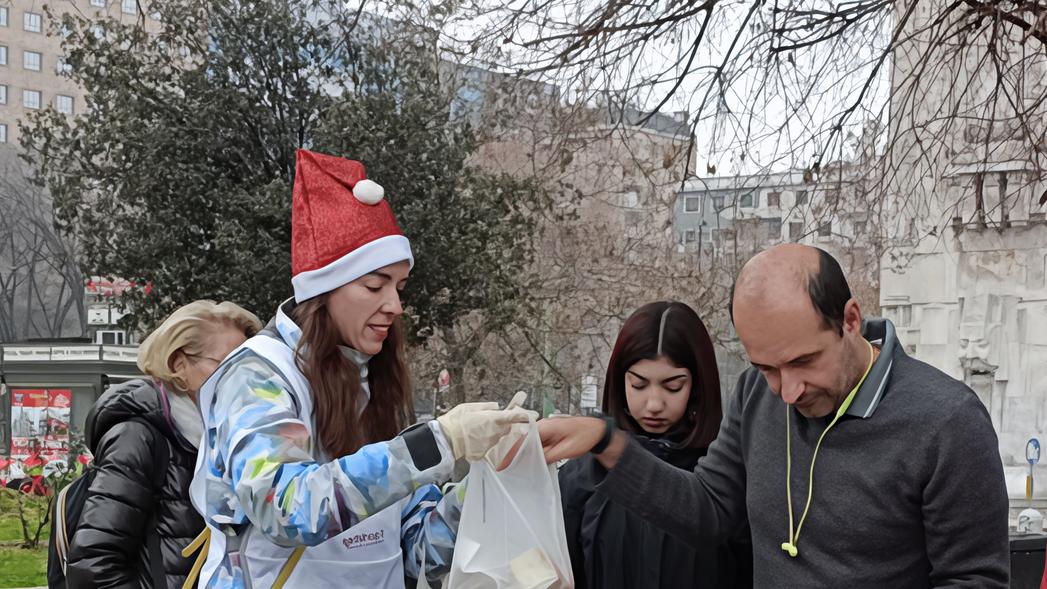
[781, 542, 799, 558]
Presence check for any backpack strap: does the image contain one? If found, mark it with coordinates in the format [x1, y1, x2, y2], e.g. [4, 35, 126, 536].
[54, 482, 72, 573]
[137, 417, 171, 589]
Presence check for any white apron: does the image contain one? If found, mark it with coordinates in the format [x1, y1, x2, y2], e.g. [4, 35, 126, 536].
[190, 334, 407, 588]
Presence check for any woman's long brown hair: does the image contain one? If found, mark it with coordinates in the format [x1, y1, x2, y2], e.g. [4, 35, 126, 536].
[291, 296, 414, 457]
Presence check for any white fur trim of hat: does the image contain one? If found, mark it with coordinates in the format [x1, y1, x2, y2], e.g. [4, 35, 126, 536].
[291, 234, 414, 302]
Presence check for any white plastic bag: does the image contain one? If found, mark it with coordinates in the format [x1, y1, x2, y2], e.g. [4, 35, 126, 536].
[445, 420, 574, 589]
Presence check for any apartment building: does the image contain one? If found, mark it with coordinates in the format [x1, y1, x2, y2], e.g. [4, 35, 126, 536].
[674, 165, 874, 252]
[0, 0, 151, 146]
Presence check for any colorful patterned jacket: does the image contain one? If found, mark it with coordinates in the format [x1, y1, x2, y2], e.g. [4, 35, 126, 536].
[193, 301, 462, 587]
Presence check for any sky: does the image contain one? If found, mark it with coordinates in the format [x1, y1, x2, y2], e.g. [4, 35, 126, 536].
[343, 0, 896, 176]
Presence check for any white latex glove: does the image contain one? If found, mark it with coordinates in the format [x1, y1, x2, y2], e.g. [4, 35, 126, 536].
[506, 391, 527, 410]
[437, 395, 537, 461]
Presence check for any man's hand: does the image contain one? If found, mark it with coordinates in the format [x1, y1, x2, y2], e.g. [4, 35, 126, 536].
[538, 416, 626, 470]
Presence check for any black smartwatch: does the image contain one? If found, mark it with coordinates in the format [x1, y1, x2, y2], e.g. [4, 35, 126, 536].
[590, 415, 617, 455]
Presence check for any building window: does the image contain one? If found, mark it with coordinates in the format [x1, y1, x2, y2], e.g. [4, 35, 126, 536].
[739, 192, 756, 208]
[684, 196, 700, 212]
[0, 124, 7, 144]
[0, 85, 6, 104]
[711, 195, 725, 210]
[23, 50, 42, 71]
[684, 229, 696, 243]
[55, 95, 74, 115]
[91, 0, 106, 6]
[854, 220, 867, 235]
[766, 192, 781, 207]
[795, 190, 809, 205]
[23, 89, 41, 109]
[789, 221, 803, 240]
[885, 305, 912, 328]
[0, 7, 8, 27]
[0, 45, 8, 66]
[23, 12, 42, 33]
[122, 0, 137, 14]
[898, 305, 912, 327]
[764, 217, 782, 240]
[817, 222, 831, 237]
[96, 330, 127, 345]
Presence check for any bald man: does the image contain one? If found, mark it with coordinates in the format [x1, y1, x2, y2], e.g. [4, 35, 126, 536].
[541, 245, 1008, 588]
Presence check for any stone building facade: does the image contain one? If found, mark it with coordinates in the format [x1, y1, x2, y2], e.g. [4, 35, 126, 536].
[882, 0, 1047, 508]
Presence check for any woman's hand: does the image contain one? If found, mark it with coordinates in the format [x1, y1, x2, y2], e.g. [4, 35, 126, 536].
[437, 403, 537, 461]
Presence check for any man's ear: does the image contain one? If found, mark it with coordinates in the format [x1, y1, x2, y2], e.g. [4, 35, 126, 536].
[842, 298, 863, 336]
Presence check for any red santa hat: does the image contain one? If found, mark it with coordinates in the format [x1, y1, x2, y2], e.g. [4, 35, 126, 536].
[290, 149, 413, 302]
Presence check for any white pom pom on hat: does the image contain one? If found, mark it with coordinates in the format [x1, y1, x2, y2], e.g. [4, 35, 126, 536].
[353, 179, 385, 205]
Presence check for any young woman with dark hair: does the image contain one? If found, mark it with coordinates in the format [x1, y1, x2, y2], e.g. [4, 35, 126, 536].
[558, 301, 752, 588]
[188, 150, 532, 588]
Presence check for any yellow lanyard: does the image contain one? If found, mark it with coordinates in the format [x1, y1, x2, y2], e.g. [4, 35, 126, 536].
[781, 340, 875, 559]
[181, 528, 304, 589]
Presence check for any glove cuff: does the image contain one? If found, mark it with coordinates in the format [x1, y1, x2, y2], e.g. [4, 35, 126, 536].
[435, 415, 464, 460]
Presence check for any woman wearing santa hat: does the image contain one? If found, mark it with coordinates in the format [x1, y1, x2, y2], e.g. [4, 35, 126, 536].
[186, 149, 533, 588]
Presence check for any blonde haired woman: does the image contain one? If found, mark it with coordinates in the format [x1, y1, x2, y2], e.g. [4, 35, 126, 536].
[65, 301, 261, 589]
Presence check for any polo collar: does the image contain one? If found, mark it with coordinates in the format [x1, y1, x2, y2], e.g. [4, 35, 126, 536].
[845, 317, 899, 419]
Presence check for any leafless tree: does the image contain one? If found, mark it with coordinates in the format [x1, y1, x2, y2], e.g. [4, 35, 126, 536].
[415, 0, 1045, 258]
[0, 150, 86, 343]
[408, 85, 754, 409]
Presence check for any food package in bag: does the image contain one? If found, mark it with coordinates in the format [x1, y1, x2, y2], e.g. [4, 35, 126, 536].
[445, 419, 574, 589]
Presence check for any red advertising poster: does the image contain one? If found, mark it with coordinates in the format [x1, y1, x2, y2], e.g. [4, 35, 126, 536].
[10, 388, 72, 461]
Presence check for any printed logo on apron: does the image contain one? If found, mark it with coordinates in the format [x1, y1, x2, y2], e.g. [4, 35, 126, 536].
[243, 499, 406, 587]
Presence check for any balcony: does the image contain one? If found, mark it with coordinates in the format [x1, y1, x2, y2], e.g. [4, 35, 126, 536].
[0, 344, 139, 364]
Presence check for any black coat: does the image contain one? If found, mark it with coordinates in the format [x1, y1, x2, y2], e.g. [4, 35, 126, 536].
[67, 379, 203, 589]
[558, 434, 752, 589]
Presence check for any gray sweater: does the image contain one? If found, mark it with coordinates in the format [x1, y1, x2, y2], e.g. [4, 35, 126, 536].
[599, 320, 1009, 588]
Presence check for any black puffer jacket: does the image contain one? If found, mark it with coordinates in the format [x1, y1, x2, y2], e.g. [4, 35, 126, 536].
[558, 433, 752, 589]
[67, 379, 203, 589]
